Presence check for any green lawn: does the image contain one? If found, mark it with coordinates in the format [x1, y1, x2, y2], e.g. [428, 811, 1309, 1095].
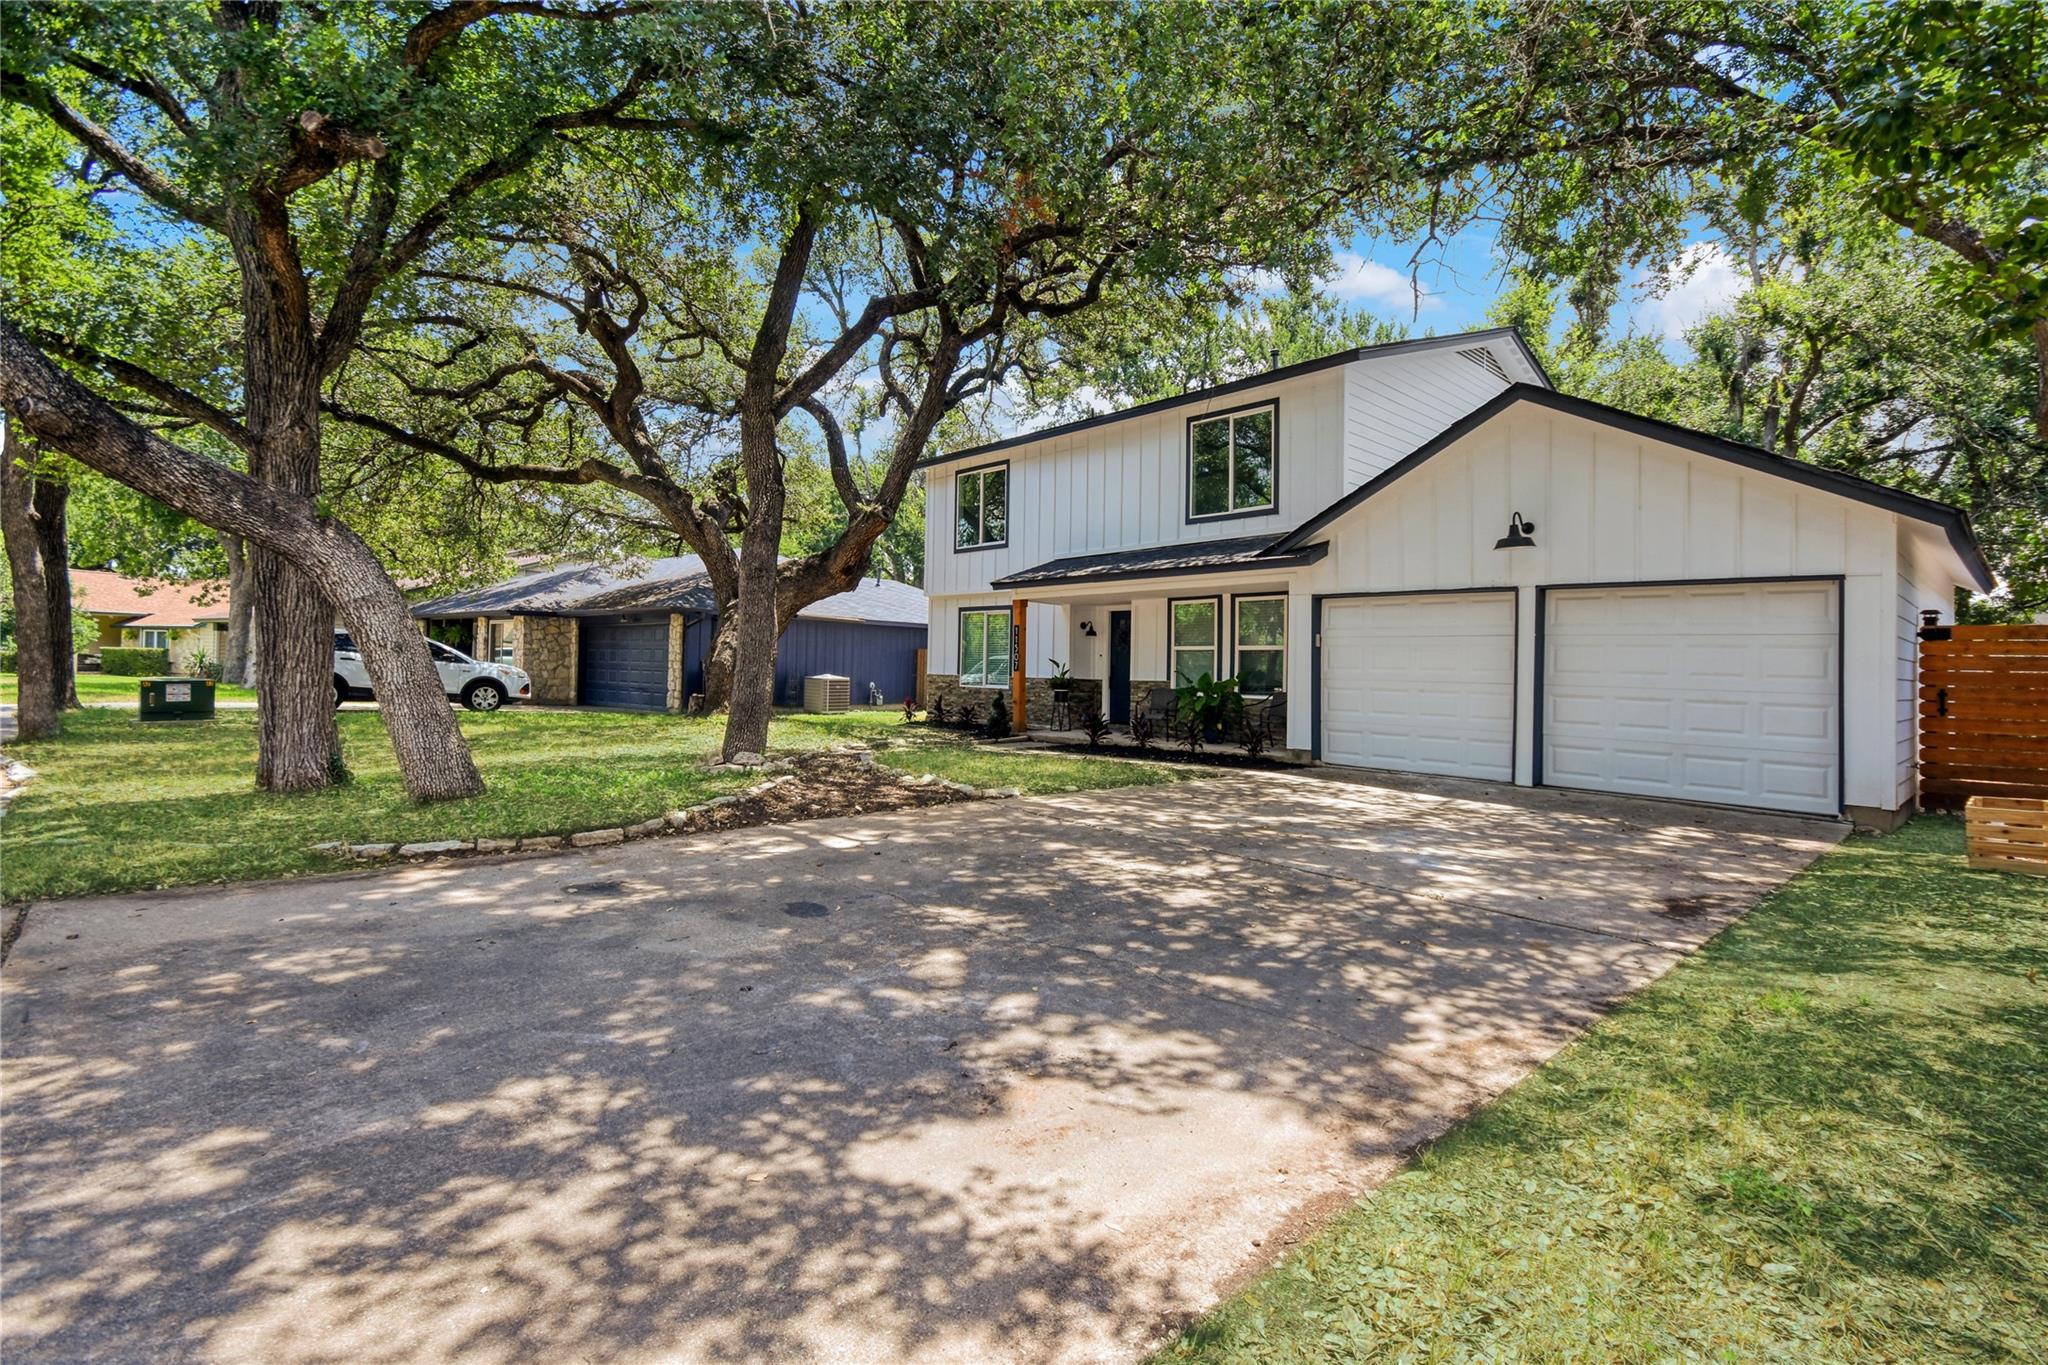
[0, 707, 1192, 902]
[1161, 817, 2047, 1363]
[1, 671, 260, 704]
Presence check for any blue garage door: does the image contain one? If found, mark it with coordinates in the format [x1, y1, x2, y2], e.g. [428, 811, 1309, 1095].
[579, 620, 668, 709]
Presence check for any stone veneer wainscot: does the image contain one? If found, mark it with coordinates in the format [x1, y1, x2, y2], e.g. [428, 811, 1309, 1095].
[515, 615, 579, 704]
[924, 673, 1107, 730]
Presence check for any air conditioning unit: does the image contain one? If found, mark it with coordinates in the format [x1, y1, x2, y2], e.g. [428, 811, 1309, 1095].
[803, 673, 850, 713]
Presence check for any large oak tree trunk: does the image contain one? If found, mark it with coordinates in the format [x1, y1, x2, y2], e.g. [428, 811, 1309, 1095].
[236, 208, 343, 792]
[219, 532, 254, 686]
[1, 420, 58, 741]
[31, 472, 76, 708]
[252, 546, 338, 789]
[722, 488, 784, 760]
[699, 602, 739, 712]
[0, 318, 484, 800]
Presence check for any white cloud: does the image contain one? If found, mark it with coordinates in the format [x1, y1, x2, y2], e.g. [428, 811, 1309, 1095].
[1637, 242, 1748, 341]
[1322, 252, 1439, 312]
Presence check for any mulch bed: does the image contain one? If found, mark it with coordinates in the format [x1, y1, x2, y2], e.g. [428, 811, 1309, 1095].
[670, 751, 974, 835]
[1033, 742, 1301, 772]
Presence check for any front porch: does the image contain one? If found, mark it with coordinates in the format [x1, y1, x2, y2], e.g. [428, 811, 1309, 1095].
[928, 537, 1315, 749]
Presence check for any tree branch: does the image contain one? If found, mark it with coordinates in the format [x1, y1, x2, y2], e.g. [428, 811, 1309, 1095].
[0, 76, 225, 230]
[25, 329, 256, 453]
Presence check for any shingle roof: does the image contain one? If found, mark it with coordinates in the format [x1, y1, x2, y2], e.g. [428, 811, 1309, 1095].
[410, 556, 707, 618]
[797, 576, 929, 627]
[72, 569, 230, 628]
[413, 555, 927, 628]
[990, 534, 1326, 589]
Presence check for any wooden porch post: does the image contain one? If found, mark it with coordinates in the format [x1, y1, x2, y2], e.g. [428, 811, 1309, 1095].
[1011, 598, 1027, 732]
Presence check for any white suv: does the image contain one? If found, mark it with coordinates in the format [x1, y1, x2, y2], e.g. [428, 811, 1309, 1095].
[333, 631, 532, 711]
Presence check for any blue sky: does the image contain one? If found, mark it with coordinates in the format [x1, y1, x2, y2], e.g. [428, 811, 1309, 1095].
[1324, 222, 1745, 354]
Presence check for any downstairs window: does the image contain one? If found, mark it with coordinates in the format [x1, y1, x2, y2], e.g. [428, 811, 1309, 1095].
[958, 607, 1012, 687]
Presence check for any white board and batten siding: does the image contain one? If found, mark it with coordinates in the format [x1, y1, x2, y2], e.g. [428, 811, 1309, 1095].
[1895, 525, 1965, 808]
[925, 344, 1520, 678]
[1299, 403, 1926, 813]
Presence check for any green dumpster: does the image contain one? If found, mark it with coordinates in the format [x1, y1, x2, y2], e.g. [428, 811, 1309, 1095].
[139, 676, 217, 721]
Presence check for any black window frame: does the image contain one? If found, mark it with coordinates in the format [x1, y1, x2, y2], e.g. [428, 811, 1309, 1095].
[1230, 593, 1288, 697]
[1167, 594, 1224, 689]
[1185, 400, 1280, 524]
[956, 605, 1014, 688]
[954, 461, 1010, 552]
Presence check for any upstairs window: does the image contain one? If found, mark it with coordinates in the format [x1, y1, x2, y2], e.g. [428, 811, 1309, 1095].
[1188, 403, 1276, 520]
[956, 463, 1008, 549]
[958, 607, 1012, 687]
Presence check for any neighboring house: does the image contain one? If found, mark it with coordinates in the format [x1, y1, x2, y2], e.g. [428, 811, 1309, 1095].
[71, 569, 230, 671]
[412, 556, 928, 710]
[921, 326, 1992, 828]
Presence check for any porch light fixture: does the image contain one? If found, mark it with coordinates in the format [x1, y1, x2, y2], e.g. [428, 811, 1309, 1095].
[1079, 620, 1097, 637]
[1493, 512, 1537, 549]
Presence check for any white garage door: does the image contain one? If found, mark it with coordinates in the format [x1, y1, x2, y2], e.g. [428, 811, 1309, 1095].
[1321, 593, 1515, 780]
[1542, 581, 1839, 815]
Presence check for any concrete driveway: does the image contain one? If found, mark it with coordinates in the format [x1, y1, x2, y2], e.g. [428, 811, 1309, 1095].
[1, 767, 1840, 1363]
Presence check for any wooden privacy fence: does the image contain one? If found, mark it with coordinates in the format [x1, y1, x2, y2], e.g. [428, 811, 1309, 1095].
[1918, 623, 2048, 809]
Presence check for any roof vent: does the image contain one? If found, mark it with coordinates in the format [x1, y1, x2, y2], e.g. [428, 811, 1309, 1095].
[1458, 346, 1509, 382]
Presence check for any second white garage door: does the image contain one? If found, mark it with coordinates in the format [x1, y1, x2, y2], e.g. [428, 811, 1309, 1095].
[1541, 581, 1840, 815]
[1321, 592, 1515, 780]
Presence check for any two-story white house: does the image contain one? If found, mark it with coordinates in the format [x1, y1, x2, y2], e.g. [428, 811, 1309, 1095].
[920, 327, 1992, 829]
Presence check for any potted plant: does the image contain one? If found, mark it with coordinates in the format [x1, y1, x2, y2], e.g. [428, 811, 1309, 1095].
[1047, 658, 1072, 702]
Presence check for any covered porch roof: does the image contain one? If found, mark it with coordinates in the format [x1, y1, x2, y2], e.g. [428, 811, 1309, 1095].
[989, 534, 1325, 592]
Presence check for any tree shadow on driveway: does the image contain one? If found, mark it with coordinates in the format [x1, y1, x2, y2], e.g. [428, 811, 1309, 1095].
[0, 770, 1839, 1362]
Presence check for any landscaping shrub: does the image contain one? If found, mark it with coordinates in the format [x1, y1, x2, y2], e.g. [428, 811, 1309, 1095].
[985, 699, 1012, 739]
[1081, 709, 1111, 748]
[1129, 711, 1156, 751]
[902, 695, 917, 721]
[928, 695, 949, 726]
[1238, 708, 1271, 759]
[1175, 673, 1244, 741]
[0, 646, 15, 673]
[101, 647, 170, 676]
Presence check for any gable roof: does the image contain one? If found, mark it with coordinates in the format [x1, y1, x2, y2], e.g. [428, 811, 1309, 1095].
[412, 555, 927, 628]
[71, 569, 230, 628]
[410, 555, 708, 618]
[917, 327, 1553, 472]
[1267, 384, 1995, 592]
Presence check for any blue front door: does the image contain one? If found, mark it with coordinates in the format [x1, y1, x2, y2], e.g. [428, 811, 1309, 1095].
[1108, 610, 1132, 724]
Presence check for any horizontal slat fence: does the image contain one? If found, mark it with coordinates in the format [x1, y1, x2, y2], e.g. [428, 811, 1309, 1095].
[1919, 624, 2048, 808]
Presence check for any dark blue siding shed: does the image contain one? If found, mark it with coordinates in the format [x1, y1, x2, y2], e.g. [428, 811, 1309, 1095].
[414, 555, 925, 712]
[773, 619, 927, 705]
[674, 613, 926, 709]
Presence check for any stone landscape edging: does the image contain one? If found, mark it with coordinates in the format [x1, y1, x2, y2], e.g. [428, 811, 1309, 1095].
[310, 748, 1020, 862]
